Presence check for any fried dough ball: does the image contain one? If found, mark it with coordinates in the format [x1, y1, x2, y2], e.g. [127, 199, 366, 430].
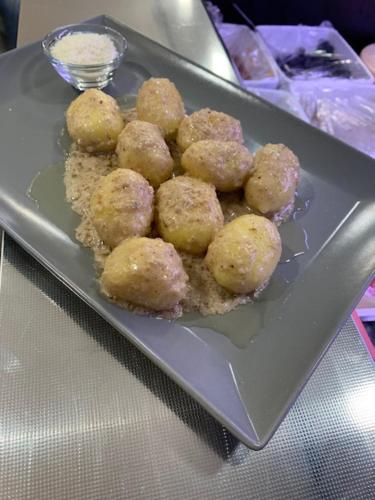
[156, 176, 224, 254]
[205, 214, 281, 294]
[66, 89, 123, 152]
[90, 169, 153, 248]
[116, 120, 173, 188]
[176, 108, 243, 152]
[245, 144, 300, 215]
[181, 140, 253, 191]
[136, 78, 185, 138]
[101, 237, 188, 311]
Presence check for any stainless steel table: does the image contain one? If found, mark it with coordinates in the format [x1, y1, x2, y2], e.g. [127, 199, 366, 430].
[1, 2, 374, 498]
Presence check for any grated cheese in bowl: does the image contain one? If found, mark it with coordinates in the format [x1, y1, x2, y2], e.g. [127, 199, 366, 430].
[42, 24, 127, 90]
[51, 33, 118, 65]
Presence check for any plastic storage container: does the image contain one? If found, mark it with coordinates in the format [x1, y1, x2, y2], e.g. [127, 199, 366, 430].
[297, 85, 375, 159]
[218, 23, 279, 89]
[257, 25, 374, 89]
[248, 88, 309, 121]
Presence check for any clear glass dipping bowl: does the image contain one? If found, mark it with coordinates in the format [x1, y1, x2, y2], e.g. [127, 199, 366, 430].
[42, 24, 127, 90]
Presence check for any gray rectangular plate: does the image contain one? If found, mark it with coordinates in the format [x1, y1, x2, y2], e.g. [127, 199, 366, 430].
[0, 16, 374, 449]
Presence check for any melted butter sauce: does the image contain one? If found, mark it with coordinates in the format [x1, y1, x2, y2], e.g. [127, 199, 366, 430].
[279, 194, 311, 264]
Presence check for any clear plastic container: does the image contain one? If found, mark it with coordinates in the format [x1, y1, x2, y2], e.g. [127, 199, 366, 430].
[257, 25, 373, 89]
[297, 85, 375, 158]
[218, 23, 279, 88]
[248, 88, 309, 121]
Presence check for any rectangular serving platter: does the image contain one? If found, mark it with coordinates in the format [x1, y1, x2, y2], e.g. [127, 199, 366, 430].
[0, 16, 374, 449]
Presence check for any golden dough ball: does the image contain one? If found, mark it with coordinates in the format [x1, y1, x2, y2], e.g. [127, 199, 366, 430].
[136, 78, 185, 138]
[245, 143, 300, 215]
[90, 168, 154, 248]
[101, 237, 188, 311]
[116, 120, 173, 188]
[66, 89, 124, 152]
[156, 176, 224, 254]
[181, 140, 253, 192]
[205, 214, 281, 294]
[176, 108, 243, 152]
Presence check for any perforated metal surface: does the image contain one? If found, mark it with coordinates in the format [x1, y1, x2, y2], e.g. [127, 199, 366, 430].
[1, 232, 374, 499]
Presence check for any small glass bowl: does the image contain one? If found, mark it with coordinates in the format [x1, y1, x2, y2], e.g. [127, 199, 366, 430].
[42, 24, 127, 90]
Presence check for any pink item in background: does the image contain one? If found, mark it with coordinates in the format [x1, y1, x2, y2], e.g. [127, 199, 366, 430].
[360, 44, 375, 76]
[352, 310, 375, 361]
